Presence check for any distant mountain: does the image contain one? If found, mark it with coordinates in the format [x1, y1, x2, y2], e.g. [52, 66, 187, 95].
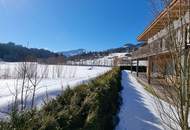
[0, 41, 143, 63]
[60, 49, 86, 57]
[66, 43, 141, 61]
[105, 43, 138, 54]
[123, 43, 136, 48]
[123, 43, 144, 53]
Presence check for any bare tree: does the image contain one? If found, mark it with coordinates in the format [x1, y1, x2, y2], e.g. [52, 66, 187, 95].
[148, 0, 190, 130]
[26, 62, 47, 109]
[56, 64, 63, 78]
[16, 62, 28, 111]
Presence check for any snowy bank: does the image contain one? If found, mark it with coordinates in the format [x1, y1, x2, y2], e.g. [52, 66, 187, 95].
[116, 70, 179, 130]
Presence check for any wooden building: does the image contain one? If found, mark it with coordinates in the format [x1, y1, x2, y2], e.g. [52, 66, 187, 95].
[131, 0, 190, 84]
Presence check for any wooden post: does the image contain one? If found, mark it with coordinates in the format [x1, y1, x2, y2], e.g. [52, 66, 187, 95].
[147, 57, 152, 84]
[136, 60, 139, 77]
[131, 60, 133, 74]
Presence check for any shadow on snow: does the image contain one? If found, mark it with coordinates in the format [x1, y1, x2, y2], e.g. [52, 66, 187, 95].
[116, 71, 161, 130]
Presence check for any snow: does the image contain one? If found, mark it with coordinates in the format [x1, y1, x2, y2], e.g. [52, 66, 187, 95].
[0, 62, 111, 119]
[67, 56, 115, 66]
[116, 70, 178, 130]
[66, 52, 131, 66]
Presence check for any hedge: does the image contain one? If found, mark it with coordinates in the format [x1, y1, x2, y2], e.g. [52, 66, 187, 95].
[0, 67, 121, 130]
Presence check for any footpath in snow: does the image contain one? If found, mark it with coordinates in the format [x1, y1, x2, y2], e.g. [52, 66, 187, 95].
[116, 70, 163, 130]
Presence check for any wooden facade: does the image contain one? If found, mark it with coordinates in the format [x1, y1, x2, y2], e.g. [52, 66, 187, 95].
[131, 0, 189, 84]
[137, 0, 189, 41]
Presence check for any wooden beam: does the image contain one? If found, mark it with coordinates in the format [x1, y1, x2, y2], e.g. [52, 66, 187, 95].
[137, 0, 189, 41]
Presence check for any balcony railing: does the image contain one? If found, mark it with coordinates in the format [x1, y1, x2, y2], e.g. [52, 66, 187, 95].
[132, 40, 169, 59]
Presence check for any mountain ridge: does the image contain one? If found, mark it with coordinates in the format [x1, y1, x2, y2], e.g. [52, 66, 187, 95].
[59, 49, 86, 57]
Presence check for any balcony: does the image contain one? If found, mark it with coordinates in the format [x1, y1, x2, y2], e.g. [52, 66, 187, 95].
[132, 40, 169, 60]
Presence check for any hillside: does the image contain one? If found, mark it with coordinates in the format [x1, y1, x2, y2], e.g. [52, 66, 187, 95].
[66, 43, 142, 61]
[0, 42, 64, 62]
[0, 42, 142, 63]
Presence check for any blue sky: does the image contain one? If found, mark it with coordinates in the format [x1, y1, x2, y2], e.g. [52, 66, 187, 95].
[0, 0, 154, 52]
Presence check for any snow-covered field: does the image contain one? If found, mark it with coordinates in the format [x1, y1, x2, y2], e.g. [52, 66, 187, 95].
[0, 62, 111, 119]
[116, 70, 179, 130]
[66, 52, 147, 67]
[66, 52, 130, 66]
[67, 55, 115, 66]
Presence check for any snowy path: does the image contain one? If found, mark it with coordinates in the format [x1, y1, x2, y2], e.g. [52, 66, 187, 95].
[116, 70, 163, 130]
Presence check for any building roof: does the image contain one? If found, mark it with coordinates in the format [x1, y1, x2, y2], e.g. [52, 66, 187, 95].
[138, 0, 189, 41]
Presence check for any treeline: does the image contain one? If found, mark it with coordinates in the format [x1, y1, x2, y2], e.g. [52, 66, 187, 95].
[0, 68, 121, 130]
[0, 42, 65, 62]
[0, 42, 142, 63]
[67, 51, 109, 61]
